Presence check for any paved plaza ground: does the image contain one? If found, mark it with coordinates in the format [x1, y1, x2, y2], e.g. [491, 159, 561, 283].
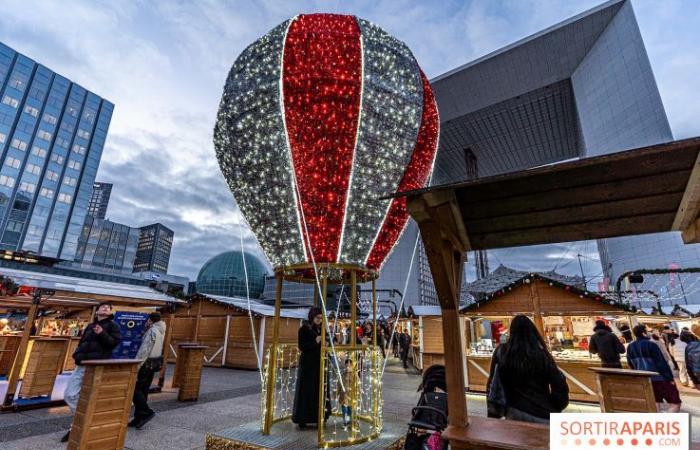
[2, 359, 700, 449]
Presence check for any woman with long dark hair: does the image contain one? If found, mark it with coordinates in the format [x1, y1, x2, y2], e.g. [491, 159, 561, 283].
[292, 307, 323, 429]
[486, 315, 569, 423]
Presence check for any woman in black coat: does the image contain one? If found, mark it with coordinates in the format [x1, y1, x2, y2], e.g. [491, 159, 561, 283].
[487, 315, 569, 423]
[292, 307, 324, 429]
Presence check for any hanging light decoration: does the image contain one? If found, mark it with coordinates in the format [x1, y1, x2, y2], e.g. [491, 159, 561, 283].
[214, 13, 439, 273]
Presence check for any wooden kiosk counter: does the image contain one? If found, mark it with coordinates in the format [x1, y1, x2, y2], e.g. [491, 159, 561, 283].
[461, 272, 648, 402]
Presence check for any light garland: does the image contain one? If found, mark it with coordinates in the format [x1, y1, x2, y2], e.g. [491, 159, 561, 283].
[214, 13, 439, 272]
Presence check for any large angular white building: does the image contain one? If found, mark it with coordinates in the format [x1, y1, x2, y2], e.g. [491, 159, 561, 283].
[377, 0, 700, 307]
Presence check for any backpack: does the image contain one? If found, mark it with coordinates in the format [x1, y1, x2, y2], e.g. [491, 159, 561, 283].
[629, 342, 664, 381]
[686, 341, 700, 374]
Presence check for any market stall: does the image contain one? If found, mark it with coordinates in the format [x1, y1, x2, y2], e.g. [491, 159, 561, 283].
[407, 305, 465, 371]
[0, 266, 183, 409]
[167, 294, 306, 370]
[461, 272, 639, 402]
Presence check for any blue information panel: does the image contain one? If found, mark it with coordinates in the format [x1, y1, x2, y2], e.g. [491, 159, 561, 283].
[112, 311, 149, 359]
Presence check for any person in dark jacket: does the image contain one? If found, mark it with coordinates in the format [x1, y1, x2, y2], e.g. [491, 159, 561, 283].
[589, 320, 626, 368]
[61, 302, 121, 442]
[627, 324, 681, 412]
[292, 307, 327, 429]
[399, 330, 412, 369]
[487, 315, 569, 423]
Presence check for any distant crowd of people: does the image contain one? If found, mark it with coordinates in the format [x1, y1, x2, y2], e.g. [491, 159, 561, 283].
[485, 315, 700, 427]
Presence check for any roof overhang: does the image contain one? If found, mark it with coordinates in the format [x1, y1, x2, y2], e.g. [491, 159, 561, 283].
[398, 138, 700, 250]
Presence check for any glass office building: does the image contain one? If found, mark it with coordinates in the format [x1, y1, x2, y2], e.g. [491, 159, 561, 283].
[133, 223, 174, 274]
[71, 215, 139, 273]
[87, 181, 112, 220]
[0, 42, 113, 261]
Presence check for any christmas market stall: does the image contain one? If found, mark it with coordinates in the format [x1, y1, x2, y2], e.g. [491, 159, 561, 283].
[669, 304, 700, 332]
[0, 266, 183, 410]
[461, 268, 639, 402]
[407, 305, 464, 371]
[167, 294, 306, 370]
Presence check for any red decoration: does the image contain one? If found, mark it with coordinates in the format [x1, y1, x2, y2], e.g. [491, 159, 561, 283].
[366, 71, 439, 269]
[284, 15, 362, 262]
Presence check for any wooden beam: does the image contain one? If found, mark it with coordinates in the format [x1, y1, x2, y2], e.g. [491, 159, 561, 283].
[460, 170, 689, 220]
[3, 291, 40, 407]
[466, 192, 683, 234]
[193, 299, 202, 343]
[469, 211, 675, 250]
[529, 280, 545, 338]
[158, 311, 175, 389]
[673, 149, 700, 234]
[411, 195, 468, 434]
[682, 218, 700, 244]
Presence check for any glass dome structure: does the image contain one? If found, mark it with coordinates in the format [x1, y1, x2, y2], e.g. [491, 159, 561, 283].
[196, 251, 268, 299]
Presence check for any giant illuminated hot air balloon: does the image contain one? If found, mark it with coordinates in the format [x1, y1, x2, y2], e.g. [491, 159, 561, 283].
[214, 13, 439, 275]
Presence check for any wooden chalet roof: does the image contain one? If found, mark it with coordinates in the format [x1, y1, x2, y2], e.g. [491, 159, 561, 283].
[400, 137, 700, 251]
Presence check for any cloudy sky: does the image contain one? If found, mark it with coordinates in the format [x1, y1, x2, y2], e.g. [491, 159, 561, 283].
[0, 0, 698, 284]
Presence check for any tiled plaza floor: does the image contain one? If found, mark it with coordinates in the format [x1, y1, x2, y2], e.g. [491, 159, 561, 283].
[1, 358, 700, 449]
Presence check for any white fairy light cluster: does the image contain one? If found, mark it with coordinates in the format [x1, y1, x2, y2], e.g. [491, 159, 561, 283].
[214, 19, 305, 268]
[321, 346, 383, 445]
[339, 19, 423, 265]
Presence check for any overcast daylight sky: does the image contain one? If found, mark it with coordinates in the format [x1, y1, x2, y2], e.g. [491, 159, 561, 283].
[0, 0, 698, 283]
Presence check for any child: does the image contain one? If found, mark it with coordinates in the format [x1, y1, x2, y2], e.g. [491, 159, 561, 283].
[338, 357, 354, 428]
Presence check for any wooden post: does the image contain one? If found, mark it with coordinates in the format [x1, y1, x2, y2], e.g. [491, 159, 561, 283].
[158, 311, 175, 389]
[313, 282, 319, 308]
[193, 299, 203, 343]
[222, 315, 231, 367]
[408, 193, 470, 446]
[529, 280, 545, 338]
[66, 359, 140, 450]
[177, 345, 207, 401]
[3, 290, 40, 407]
[263, 271, 283, 434]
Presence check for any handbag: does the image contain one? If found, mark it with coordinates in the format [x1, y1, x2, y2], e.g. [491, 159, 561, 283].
[144, 356, 164, 373]
[487, 362, 507, 418]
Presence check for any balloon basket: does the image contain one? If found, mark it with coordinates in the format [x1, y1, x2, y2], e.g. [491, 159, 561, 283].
[260, 264, 384, 448]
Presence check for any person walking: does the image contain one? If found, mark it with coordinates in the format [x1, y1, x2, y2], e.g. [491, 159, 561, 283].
[588, 320, 626, 368]
[129, 312, 166, 429]
[671, 331, 694, 387]
[684, 332, 700, 388]
[399, 329, 412, 369]
[627, 325, 681, 412]
[651, 330, 676, 371]
[62, 302, 121, 442]
[292, 307, 326, 429]
[486, 315, 569, 424]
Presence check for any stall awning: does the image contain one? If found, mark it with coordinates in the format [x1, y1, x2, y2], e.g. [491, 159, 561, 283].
[0, 267, 183, 306]
[399, 137, 700, 251]
[408, 305, 443, 317]
[204, 294, 309, 319]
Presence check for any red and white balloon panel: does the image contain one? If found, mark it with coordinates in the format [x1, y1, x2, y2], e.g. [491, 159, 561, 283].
[214, 14, 439, 271]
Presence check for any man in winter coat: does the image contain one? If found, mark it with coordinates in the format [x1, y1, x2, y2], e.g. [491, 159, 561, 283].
[627, 325, 681, 412]
[129, 311, 166, 429]
[588, 320, 626, 368]
[62, 302, 121, 442]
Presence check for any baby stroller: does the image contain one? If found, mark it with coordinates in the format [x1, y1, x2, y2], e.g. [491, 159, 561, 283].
[404, 365, 448, 450]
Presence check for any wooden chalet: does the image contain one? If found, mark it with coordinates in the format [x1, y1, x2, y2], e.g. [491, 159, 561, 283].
[168, 294, 306, 370]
